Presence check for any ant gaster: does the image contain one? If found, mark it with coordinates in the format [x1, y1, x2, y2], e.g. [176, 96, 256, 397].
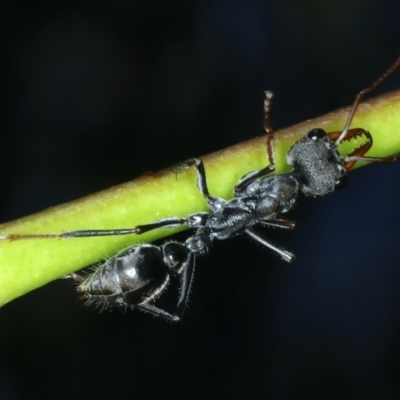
[3, 56, 400, 320]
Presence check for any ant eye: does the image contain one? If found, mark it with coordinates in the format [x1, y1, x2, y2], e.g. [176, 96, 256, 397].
[307, 128, 326, 140]
[335, 174, 348, 189]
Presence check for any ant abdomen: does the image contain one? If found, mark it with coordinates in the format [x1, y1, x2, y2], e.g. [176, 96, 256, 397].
[75, 244, 170, 309]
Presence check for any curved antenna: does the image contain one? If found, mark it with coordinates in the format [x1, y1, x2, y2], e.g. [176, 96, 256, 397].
[335, 55, 400, 145]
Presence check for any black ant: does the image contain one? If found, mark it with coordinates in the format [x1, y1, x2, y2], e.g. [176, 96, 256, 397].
[2, 56, 400, 320]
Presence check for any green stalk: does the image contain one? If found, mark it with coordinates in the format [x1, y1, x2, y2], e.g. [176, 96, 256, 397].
[1, 89, 400, 307]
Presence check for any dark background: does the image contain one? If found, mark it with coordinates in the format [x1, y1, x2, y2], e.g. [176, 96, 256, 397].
[2, 1, 400, 399]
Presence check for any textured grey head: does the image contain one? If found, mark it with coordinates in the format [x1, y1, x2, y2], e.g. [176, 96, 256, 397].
[286, 128, 346, 196]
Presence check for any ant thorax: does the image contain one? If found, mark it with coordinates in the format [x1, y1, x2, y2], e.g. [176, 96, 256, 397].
[234, 171, 300, 215]
[287, 128, 346, 197]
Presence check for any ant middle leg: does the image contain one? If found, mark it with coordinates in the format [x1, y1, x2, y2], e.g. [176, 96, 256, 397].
[261, 215, 296, 230]
[245, 228, 295, 262]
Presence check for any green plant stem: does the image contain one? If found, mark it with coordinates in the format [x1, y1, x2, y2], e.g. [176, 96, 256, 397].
[1, 89, 400, 307]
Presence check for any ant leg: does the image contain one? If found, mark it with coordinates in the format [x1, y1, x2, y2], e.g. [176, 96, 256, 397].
[1, 228, 141, 241]
[135, 212, 211, 234]
[136, 303, 178, 321]
[1, 214, 210, 241]
[234, 91, 276, 195]
[66, 271, 87, 282]
[234, 163, 275, 196]
[1, 222, 182, 241]
[260, 216, 296, 230]
[193, 158, 226, 212]
[245, 229, 295, 262]
[173, 252, 195, 320]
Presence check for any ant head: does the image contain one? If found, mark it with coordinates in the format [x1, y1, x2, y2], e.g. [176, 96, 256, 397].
[287, 128, 347, 196]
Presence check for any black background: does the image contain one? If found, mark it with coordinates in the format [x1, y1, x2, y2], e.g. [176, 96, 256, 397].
[2, 1, 400, 399]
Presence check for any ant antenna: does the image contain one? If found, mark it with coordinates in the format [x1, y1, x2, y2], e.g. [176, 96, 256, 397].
[336, 55, 400, 145]
[263, 91, 276, 168]
[263, 90, 274, 136]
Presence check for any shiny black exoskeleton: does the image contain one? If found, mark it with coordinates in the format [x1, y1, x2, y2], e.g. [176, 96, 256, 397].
[67, 115, 400, 320]
[73, 243, 192, 320]
[3, 56, 400, 320]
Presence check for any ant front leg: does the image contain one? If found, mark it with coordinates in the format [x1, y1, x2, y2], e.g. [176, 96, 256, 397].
[234, 91, 276, 196]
